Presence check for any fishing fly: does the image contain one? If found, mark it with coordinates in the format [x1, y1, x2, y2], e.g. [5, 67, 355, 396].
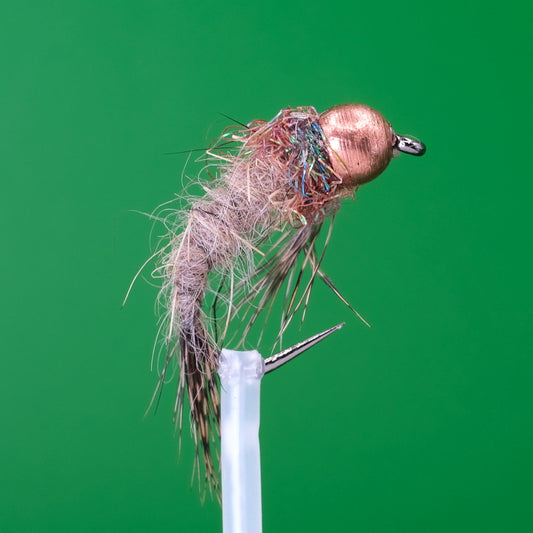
[147, 103, 425, 493]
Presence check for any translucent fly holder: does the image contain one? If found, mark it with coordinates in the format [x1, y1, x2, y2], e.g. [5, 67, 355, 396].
[218, 349, 265, 533]
[218, 324, 344, 533]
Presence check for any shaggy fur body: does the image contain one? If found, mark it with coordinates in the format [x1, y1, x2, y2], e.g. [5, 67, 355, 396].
[158, 106, 350, 491]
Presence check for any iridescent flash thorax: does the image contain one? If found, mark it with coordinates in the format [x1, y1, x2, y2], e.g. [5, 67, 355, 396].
[242, 107, 344, 226]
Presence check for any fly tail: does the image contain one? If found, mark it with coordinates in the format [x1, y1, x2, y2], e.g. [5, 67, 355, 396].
[179, 317, 221, 494]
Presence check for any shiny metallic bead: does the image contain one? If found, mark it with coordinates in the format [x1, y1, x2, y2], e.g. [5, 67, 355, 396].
[319, 103, 425, 188]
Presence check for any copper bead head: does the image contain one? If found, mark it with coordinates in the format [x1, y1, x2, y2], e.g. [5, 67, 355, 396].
[318, 103, 424, 188]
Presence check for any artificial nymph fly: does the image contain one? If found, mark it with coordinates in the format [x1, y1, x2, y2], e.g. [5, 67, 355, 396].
[152, 103, 425, 492]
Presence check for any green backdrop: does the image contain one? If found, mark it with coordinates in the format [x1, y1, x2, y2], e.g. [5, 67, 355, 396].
[2, 1, 532, 532]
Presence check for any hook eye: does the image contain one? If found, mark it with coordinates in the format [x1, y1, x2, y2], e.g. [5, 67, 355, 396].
[395, 134, 426, 156]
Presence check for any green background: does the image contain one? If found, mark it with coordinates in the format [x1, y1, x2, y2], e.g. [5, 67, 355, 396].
[2, 1, 532, 531]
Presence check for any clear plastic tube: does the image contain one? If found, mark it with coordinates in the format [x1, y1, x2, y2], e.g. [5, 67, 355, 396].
[218, 349, 265, 533]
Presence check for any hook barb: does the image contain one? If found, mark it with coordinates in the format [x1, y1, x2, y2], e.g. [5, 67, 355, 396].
[264, 322, 345, 374]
